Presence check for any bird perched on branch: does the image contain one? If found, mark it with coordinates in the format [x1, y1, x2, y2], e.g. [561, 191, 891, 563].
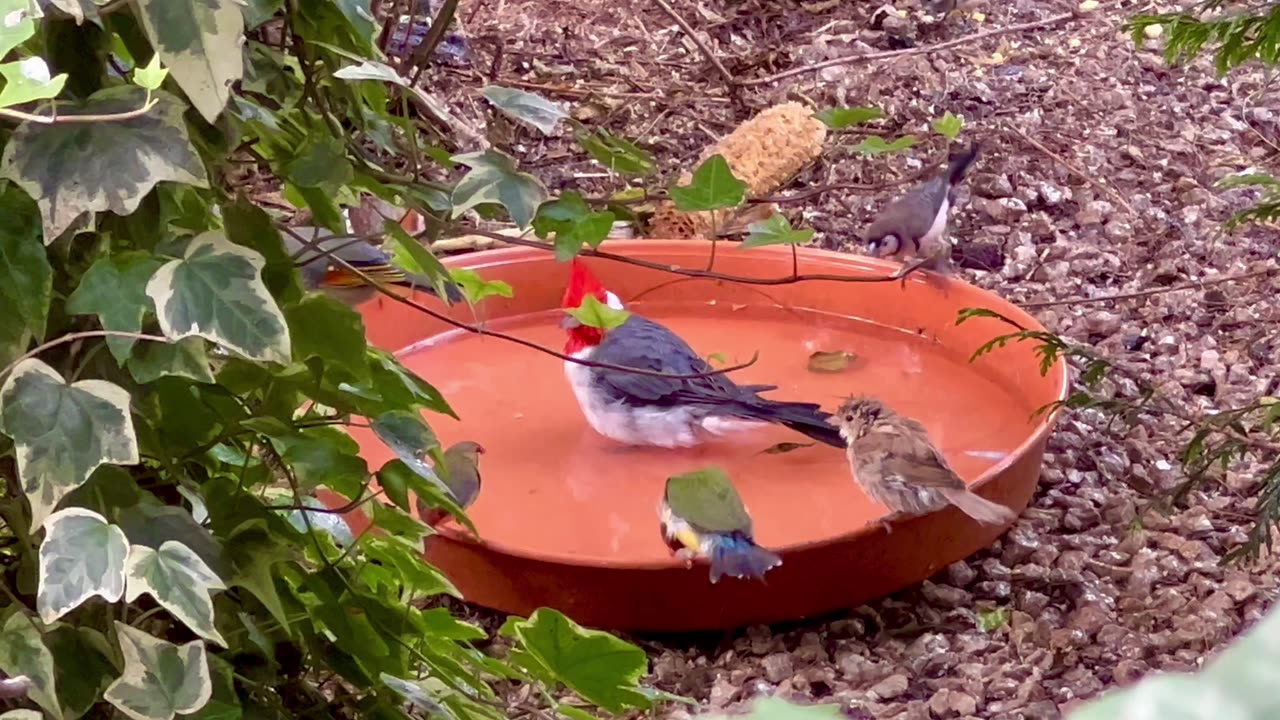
[862, 142, 981, 281]
[827, 395, 1016, 532]
[559, 259, 844, 449]
[660, 468, 781, 583]
[283, 226, 463, 306]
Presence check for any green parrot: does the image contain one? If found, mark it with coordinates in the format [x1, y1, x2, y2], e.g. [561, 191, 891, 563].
[417, 441, 484, 526]
[659, 467, 781, 583]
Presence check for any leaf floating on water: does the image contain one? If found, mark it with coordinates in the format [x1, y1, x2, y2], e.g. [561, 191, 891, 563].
[731, 304, 747, 311]
[759, 441, 815, 455]
[807, 350, 857, 373]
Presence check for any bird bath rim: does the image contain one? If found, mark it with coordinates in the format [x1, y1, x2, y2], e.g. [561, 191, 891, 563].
[366, 239, 1070, 570]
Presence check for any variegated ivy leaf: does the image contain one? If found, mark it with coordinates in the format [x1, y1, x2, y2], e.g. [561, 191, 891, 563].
[380, 673, 452, 716]
[146, 232, 291, 364]
[125, 541, 227, 646]
[38, 507, 129, 623]
[132, 0, 244, 124]
[0, 710, 43, 720]
[0, 87, 208, 242]
[104, 623, 212, 720]
[481, 85, 568, 136]
[41, 0, 110, 26]
[0, 359, 139, 530]
[450, 149, 548, 229]
[0, 613, 63, 720]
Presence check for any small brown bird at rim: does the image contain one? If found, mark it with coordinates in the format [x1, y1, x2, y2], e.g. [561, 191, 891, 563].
[826, 395, 1016, 533]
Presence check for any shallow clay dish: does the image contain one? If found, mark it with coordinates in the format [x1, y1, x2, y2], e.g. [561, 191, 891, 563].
[338, 240, 1068, 632]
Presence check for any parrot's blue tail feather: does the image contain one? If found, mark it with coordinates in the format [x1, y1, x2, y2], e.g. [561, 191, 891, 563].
[708, 534, 782, 583]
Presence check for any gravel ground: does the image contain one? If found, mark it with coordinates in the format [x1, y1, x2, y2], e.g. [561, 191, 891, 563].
[411, 0, 1280, 716]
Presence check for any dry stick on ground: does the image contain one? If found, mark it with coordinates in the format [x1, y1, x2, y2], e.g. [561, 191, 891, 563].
[1005, 123, 1138, 218]
[650, 0, 736, 86]
[739, 9, 1084, 86]
[279, 225, 764, 380]
[1019, 266, 1279, 309]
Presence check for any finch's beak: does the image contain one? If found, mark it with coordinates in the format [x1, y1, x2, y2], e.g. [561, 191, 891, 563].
[560, 313, 580, 330]
[824, 415, 842, 427]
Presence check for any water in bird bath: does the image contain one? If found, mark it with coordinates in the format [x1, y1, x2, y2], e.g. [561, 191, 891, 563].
[345, 300, 1037, 566]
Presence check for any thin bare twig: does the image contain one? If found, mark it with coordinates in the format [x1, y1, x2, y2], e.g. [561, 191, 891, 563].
[1004, 123, 1138, 218]
[1, 331, 169, 379]
[460, 226, 929, 286]
[279, 225, 764, 380]
[1020, 266, 1278, 309]
[740, 10, 1082, 86]
[650, 0, 736, 86]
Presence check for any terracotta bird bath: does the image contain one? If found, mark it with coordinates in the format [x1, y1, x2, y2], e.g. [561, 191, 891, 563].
[337, 240, 1067, 632]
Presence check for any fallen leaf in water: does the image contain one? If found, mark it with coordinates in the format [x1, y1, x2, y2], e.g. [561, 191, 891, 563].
[731, 303, 747, 311]
[759, 441, 816, 455]
[807, 350, 857, 373]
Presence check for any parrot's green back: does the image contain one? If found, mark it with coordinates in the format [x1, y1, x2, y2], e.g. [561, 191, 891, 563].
[664, 467, 753, 535]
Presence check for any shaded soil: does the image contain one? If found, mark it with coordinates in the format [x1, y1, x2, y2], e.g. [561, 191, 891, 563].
[414, 0, 1280, 716]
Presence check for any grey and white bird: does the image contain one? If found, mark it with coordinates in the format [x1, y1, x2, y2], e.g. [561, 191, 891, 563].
[862, 142, 981, 277]
[558, 259, 844, 450]
[283, 226, 463, 306]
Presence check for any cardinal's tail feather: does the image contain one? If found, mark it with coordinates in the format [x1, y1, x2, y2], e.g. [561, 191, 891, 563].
[940, 487, 1016, 525]
[708, 534, 781, 584]
[740, 400, 846, 449]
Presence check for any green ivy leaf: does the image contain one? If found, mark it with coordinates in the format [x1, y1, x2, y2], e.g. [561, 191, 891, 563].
[363, 537, 458, 597]
[133, 53, 169, 91]
[0, 0, 36, 58]
[669, 154, 747, 212]
[852, 135, 917, 155]
[37, 508, 129, 623]
[371, 410, 440, 507]
[977, 606, 1010, 632]
[450, 149, 549, 229]
[104, 623, 212, 720]
[740, 213, 815, 249]
[380, 674, 451, 716]
[564, 294, 630, 331]
[125, 540, 228, 646]
[576, 129, 656, 176]
[382, 220, 459, 302]
[814, 106, 883, 129]
[127, 337, 216, 384]
[0, 612, 63, 720]
[0, 58, 68, 110]
[378, 459, 476, 536]
[931, 111, 964, 139]
[510, 608, 650, 713]
[283, 135, 353, 191]
[448, 267, 514, 304]
[133, 0, 245, 123]
[532, 192, 616, 260]
[45, 626, 117, 720]
[275, 427, 370, 498]
[66, 251, 164, 363]
[284, 293, 369, 382]
[146, 231, 292, 364]
[0, 358, 139, 530]
[222, 195, 303, 302]
[0, 186, 51, 342]
[481, 85, 569, 135]
[0, 87, 208, 242]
